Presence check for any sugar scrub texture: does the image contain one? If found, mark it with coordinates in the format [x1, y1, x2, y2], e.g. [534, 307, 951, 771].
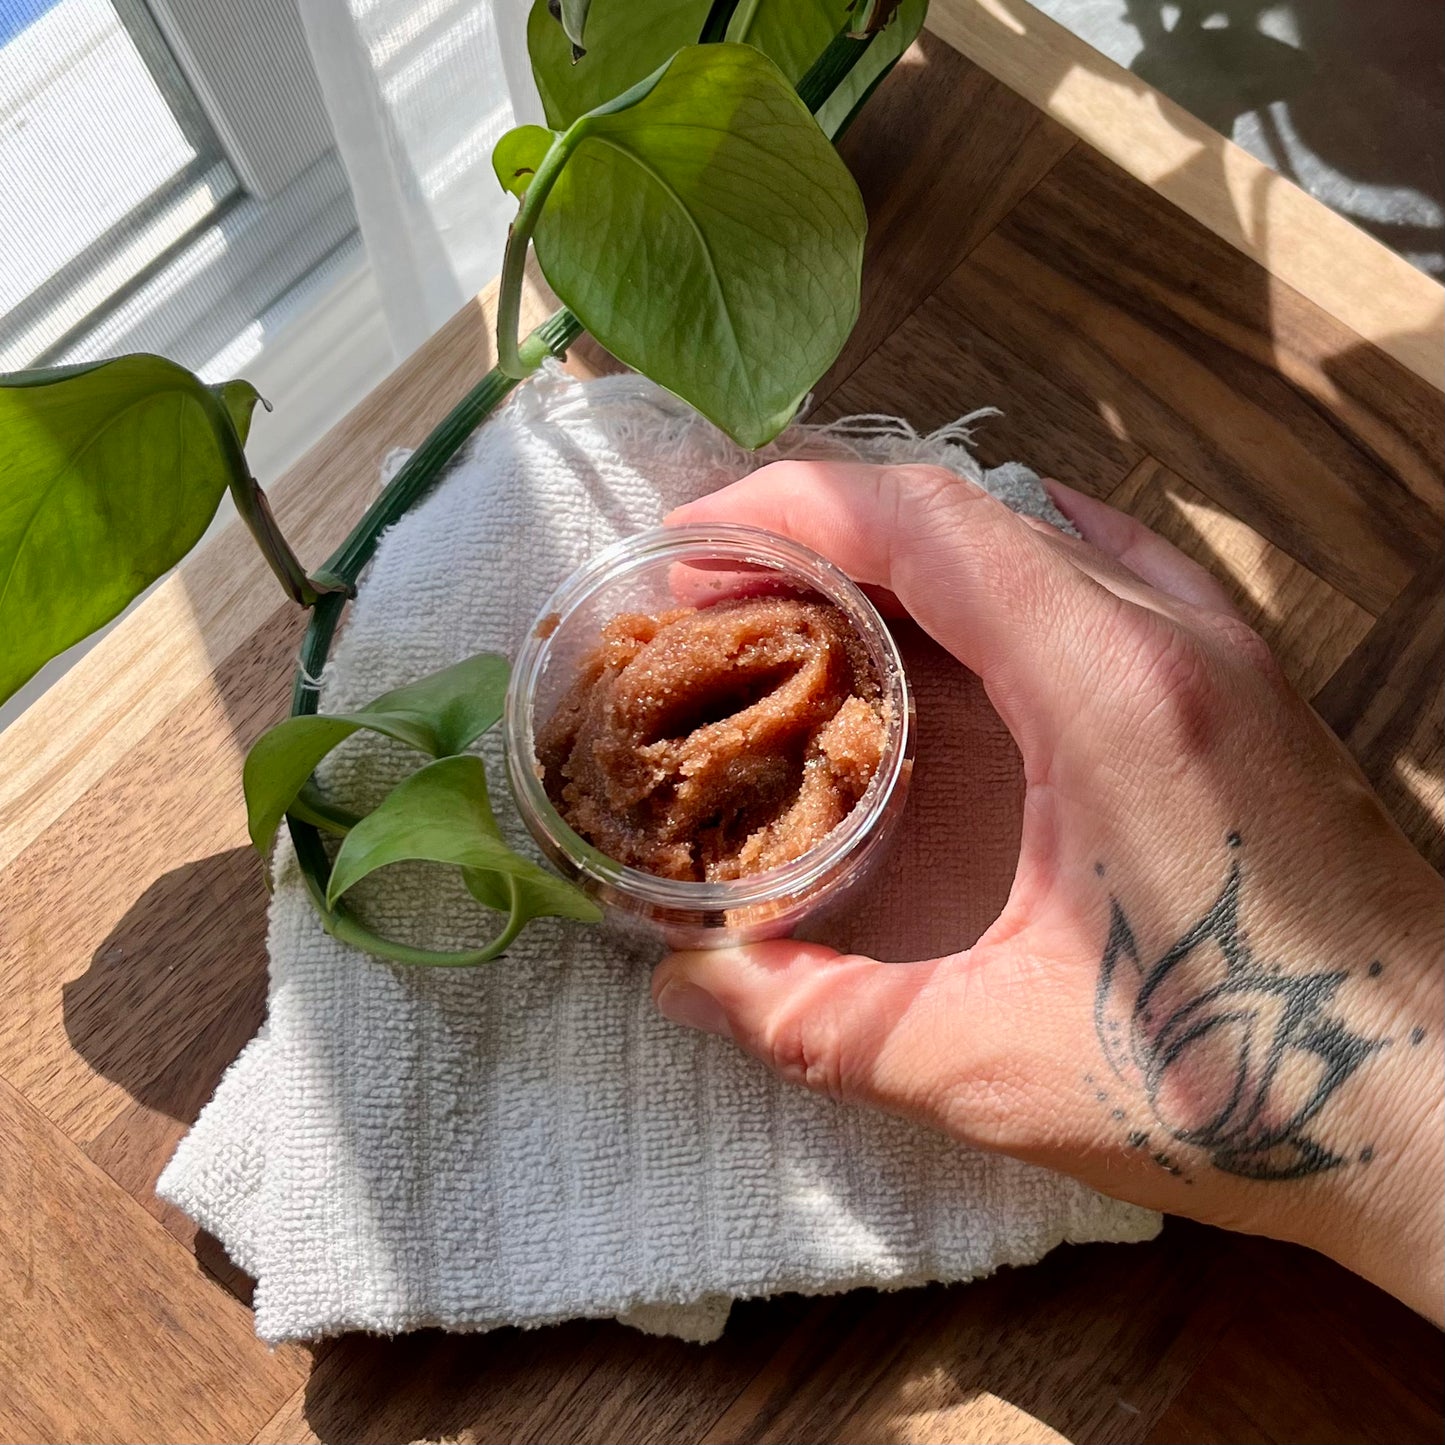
[539, 597, 886, 881]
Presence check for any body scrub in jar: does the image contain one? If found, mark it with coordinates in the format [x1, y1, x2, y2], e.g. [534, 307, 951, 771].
[504, 524, 913, 947]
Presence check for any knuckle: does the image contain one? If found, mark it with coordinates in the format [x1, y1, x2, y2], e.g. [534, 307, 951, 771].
[886, 466, 973, 548]
[1121, 619, 1221, 754]
[761, 975, 860, 1102]
[890, 465, 992, 535]
[1201, 611, 1282, 680]
[895, 462, 972, 506]
[892, 467, 1048, 595]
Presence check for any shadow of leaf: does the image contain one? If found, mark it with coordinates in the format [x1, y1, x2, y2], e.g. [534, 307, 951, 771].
[63, 846, 269, 1123]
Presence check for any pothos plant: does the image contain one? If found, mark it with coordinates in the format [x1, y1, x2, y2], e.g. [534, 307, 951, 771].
[0, 0, 927, 964]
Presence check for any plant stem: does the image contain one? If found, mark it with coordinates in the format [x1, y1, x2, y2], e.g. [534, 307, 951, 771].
[724, 0, 762, 40]
[496, 137, 588, 379]
[495, 59, 670, 379]
[697, 0, 744, 42]
[293, 308, 579, 718]
[207, 387, 344, 607]
[291, 781, 361, 835]
[796, 25, 877, 114]
[313, 306, 584, 596]
[291, 591, 346, 716]
[227, 470, 331, 607]
[284, 307, 582, 964]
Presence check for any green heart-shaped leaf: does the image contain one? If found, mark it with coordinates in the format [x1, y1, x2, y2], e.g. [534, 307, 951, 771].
[463, 865, 602, 929]
[0, 354, 258, 705]
[528, 0, 711, 129]
[243, 652, 510, 856]
[245, 716, 370, 858]
[326, 755, 600, 927]
[524, 43, 866, 447]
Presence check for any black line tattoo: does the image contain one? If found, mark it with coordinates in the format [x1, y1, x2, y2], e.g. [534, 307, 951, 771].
[1092, 834, 1390, 1182]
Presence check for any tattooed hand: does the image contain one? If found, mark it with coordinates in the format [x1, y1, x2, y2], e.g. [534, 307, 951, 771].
[650, 462, 1444, 1323]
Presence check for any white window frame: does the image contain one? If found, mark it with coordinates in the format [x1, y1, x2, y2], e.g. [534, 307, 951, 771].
[3, 0, 360, 374]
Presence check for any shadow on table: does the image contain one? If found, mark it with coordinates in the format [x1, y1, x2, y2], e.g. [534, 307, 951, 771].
[1122, 0, 1444, 274]
[278, 1224, 1443, 1444]
[292, 1294, 816, 1445]
[868, 1226, 1445, 1445]
[62, 846, 269, 1123]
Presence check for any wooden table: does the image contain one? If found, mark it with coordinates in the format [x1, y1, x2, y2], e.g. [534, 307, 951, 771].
[3, 5, 1441, 1442]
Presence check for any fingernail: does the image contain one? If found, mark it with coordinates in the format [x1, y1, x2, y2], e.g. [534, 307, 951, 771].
[656, 980, 731, 1038]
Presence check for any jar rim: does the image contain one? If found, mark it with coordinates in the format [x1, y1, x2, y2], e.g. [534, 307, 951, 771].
[503, 522, 914, 911]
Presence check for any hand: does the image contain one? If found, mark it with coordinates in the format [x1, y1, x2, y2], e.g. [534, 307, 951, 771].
[650, 462, 1444, 1322]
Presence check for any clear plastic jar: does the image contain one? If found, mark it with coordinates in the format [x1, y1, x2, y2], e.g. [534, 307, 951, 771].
[504, 524, 914, 948]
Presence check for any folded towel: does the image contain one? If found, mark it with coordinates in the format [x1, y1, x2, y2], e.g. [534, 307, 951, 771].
[159, 365, 1159, 1343]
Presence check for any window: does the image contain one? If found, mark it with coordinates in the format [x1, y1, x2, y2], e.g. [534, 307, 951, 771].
[0, 0, 359, 374]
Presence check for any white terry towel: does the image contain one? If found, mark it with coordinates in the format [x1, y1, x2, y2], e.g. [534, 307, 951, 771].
[160, 366, 1159, 1344]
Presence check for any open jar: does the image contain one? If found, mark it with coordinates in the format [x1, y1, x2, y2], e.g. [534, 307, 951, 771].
[504, 524, 914, 948]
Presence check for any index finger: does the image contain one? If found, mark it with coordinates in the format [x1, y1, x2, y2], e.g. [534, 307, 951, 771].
[667, 460, 1128, 755]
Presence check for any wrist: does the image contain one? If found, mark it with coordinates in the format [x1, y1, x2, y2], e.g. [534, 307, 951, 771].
[1260, 872, 1443, 1321]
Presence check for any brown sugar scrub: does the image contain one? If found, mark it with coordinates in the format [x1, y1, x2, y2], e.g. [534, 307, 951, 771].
[505, 523, 913, 946]
[536, 595, 887, 882]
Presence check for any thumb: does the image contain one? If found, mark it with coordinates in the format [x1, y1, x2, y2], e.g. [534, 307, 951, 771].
[652, 940, 991, 1127]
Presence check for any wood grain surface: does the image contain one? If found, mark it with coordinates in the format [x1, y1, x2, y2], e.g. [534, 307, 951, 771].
[1, 26, 1441, 1445]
